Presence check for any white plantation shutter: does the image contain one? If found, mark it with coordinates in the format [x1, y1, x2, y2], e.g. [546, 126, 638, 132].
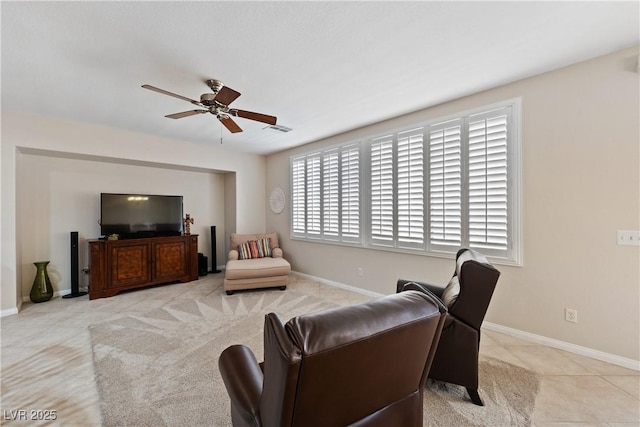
[323, 150, 340, 238]
[307, 155, 321, 236]
[291, 99, 519, 264]
[429, 120, 462, 248]
[468, 108, 510, 252]
[341, 145, 360, 239]
[370, 136, 394, 244]
[291, 145, 361, 242]
[397, 128, 425, 248]
[291, 157, 306, 235]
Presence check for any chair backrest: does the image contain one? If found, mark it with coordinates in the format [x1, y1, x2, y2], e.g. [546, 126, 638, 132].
[259, 291, 446, 427]
[448, 249, 500, 330]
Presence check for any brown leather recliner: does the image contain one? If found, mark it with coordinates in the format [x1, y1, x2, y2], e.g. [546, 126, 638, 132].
[218, 290, 447, 427]
[397, 248, 500, 406]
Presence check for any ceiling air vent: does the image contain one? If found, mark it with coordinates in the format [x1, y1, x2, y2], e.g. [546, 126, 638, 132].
[263, 124, 293, 133]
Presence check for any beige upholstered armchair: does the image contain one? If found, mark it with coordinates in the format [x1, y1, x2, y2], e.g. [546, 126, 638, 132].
[223, 232, 291, 295]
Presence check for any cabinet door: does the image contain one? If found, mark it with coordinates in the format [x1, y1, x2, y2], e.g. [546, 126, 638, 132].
[109, 243, 150, 288]
[153, 239, 189, 281]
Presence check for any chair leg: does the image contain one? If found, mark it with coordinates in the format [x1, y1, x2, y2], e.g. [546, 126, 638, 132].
[466, 388, 484, 406]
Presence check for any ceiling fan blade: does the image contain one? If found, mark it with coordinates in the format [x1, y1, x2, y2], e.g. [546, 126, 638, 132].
[142, 84, 200, 105]
[233, 109, 277, 125]
[218, 116, 243, 133]
[214, 86, 241, 106]
[165, 110, 206, 119]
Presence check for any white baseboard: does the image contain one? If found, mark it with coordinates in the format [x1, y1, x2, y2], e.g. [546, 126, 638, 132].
[1, 298, 22, 317]
[483, 322, 640, 372]
[0, 306, 20, 317]
[292, 271, 384, 299]
[293, 270, 640, 372]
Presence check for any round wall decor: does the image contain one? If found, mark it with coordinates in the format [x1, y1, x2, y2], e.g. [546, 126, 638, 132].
[269, 187, 285, 214]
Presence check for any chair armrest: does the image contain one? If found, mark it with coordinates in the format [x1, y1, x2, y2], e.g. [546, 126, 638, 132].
[397, 279, 445, 299]
[218, 345, 263, 425]
[228, 249, 239, 261]
[272, 247, 283, 258]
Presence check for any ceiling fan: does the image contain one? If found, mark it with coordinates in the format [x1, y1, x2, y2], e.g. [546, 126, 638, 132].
[142, 79, 277, 133]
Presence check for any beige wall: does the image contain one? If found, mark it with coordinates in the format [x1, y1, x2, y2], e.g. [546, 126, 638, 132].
[266, 46, 640, 362]
[1, 112, 267, 313]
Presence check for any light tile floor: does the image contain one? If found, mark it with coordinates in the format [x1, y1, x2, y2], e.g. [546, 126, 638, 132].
[1, 274, 638, 426]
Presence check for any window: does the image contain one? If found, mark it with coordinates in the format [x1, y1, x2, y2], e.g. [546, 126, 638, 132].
[370, 135, 393, 244]
[291, 144, 361, 243]
[307, 155, 321, 236]
[467, 110, 510, 254]
[341, 145, 360, 240]
[291, 99, 520, 264]
[322, 150, 339, 237]
[429, 120, 462, 249]
[291, 158, 306, 234]
[396, 129, 425, 247]
[369, 128, 425, 250]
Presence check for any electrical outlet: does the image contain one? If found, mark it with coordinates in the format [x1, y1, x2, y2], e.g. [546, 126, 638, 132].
[617, 230, 640, 246]
[357, 267, 363, 277]
[565, 308, 578, 323]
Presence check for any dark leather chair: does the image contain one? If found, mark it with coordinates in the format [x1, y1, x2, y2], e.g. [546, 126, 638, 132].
[219, 290, 447, 427]
[397, 248, 500, 406]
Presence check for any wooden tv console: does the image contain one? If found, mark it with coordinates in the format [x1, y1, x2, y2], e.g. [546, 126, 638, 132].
[88, 235, 198, 300]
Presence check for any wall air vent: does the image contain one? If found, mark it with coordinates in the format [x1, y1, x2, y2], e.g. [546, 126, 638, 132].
[263, 124, 293, 133]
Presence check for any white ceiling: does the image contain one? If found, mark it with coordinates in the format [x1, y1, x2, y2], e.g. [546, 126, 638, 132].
[2, 1, 638, 156]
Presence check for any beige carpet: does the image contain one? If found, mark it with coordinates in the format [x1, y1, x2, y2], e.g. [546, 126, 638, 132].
[89, 289, 540, 427]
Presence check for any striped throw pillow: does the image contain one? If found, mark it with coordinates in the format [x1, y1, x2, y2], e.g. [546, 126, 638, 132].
[238, 237, 272, 260]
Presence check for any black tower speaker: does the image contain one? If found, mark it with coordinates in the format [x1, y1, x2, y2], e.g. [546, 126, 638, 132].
[63, 231, 88, 299]
[210, 226, 221, 273]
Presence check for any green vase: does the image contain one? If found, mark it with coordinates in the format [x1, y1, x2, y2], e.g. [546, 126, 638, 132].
[30, 261, 54, 303]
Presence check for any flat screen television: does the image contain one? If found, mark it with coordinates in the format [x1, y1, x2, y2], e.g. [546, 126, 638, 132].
[100, 193, 183, 239]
